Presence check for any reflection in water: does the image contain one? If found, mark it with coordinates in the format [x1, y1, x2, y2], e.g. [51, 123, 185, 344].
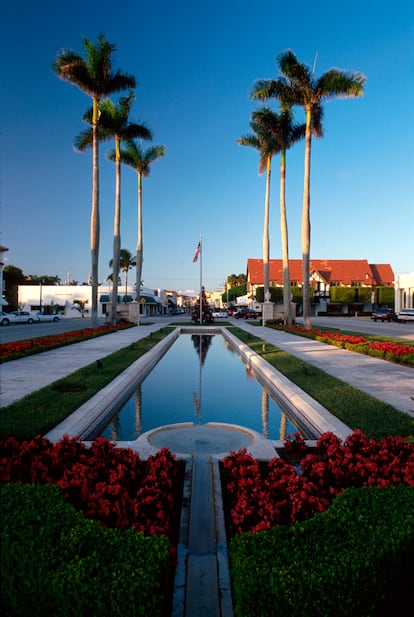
[110, 414, 120, 441]
[261, 390, 269, 438]
[191, 334, 213, 365]
[279, 414, 287, 441]
[135, 384, 142, 436]
[99, 334, 301, 441]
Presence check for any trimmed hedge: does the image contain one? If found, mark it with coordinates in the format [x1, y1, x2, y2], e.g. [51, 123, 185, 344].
[1, 482, 173, 617]
[229, 485, 414, 617]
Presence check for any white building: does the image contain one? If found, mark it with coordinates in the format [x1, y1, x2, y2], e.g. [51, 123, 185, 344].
[17, 284, 163, 319]
[394, 272, 414, 313]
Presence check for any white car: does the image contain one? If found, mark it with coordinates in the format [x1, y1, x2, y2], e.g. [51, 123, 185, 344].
[36, 312, 60, 322]
[212, 310, 228, 318]
[1, 310, 40, 325]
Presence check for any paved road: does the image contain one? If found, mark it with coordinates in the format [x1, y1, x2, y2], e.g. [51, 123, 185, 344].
[296, 316, 414, 341]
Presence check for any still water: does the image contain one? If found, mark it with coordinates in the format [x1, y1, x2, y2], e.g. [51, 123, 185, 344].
[100, 333, 300, 441]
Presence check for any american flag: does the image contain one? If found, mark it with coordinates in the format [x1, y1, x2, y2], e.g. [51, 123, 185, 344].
[193, 240, 201, 263]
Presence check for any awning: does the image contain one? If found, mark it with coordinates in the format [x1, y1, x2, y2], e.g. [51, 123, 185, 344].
[139, 294, 160, 305]
[100, 294, 121, 303]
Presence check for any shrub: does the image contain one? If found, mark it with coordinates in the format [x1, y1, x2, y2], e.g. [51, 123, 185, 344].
[1, 482, 173, 617]
[229, 484, 414, 617]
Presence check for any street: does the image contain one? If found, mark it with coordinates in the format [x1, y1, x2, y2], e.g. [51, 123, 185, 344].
[296, 316, 414, 341]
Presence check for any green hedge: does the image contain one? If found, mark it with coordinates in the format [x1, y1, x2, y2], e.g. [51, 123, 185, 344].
[378, 286, 395, 305]
[229, 485, 414, 617]
[1, 483, 173, 617]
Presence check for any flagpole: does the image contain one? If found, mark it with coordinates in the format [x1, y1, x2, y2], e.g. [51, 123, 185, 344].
[199, 234, 202, 325]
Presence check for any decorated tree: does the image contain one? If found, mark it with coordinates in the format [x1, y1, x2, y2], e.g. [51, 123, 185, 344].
[192, 287, 213, 323]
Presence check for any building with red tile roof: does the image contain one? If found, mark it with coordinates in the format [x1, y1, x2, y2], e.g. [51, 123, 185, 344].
[245, 258, 394, 315]
[246, 258, 394, 292]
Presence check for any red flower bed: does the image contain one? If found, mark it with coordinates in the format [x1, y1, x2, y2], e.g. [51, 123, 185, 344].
[272, 324, 414, 365]
[0, 323, 131, 362]
[221, 430, 414, 537]
[0, 435, 183, 544]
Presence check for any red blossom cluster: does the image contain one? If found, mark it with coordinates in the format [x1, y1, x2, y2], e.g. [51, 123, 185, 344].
[0, 324, 130, 362]
[277, 325, 414, 364]
[0, 436, 181, 542]
[221, 430, 414, 536]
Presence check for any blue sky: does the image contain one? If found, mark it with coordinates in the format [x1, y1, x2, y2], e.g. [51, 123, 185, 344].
[1, 0, 413, 294]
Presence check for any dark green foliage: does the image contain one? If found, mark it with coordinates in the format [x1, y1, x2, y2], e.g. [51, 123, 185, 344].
[1, 482, 173, 617]
[229, 485, 414, 617]
[357, 286, 373, 303]
[330, 286, 356, 303]
[222, 284, 246, 303]
[290, 285, 302, 303]
[378, 286, 395, 305]
[255, 286, 283, 303]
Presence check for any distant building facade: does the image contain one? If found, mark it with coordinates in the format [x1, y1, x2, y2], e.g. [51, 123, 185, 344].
[16, 285, 162, 318]
[246, 258, 395, 315]
[394, 272, 414, 313]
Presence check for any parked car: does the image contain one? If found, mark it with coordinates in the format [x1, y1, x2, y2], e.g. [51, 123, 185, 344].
[36, 312, 60, 322]
[0, 311, 13, 326]
[212, 310, 228, 318]
[5, 310, 40, 324]
[397, 308, 414, 323]
[234, 307, 261, 319]
[227, 307, 242, 316]
[370, 308, 397, 322]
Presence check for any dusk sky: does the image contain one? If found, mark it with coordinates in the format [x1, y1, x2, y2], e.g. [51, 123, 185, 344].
[2, 0, 413, 294]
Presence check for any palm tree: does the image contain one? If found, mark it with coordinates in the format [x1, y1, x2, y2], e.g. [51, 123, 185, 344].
[251, 105, 305, 325]
[118, 140, 166, 322]
[109, 249, 135, 299]
[253, 50, 365, 328]
[77, 92, 152, 325]
[238, 108, 282, 315]
[52, 34, 136, 328]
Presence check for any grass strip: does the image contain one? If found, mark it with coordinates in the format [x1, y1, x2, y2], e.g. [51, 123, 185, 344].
[0, 328, 173, 440]
[229, 327, 414, 441]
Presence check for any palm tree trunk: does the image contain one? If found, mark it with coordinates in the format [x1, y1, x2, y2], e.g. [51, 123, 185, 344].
[263, 157, 271, 303]
[111, 138, 121, 326]
[280, 149, 291, 325]
[90, 96, 100, 329]
[135, 171, 143, 324]
[302, 108, 312, 329]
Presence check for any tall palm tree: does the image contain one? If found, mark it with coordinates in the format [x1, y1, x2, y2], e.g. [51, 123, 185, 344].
[76, 93, 152, 325]
[52, 34, 136, 328]
[118, 140, 166, 322]
[253, 50, 365, 328]
[252, 106, 305, 324]
[110, 248, 135, 298]
[238, 108, 282, 314]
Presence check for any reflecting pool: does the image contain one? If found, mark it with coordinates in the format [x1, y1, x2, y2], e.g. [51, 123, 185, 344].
[99, 334, 301, 441]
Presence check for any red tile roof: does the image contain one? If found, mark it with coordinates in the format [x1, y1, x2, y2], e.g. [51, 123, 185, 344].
[247, 259, 394, 286]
